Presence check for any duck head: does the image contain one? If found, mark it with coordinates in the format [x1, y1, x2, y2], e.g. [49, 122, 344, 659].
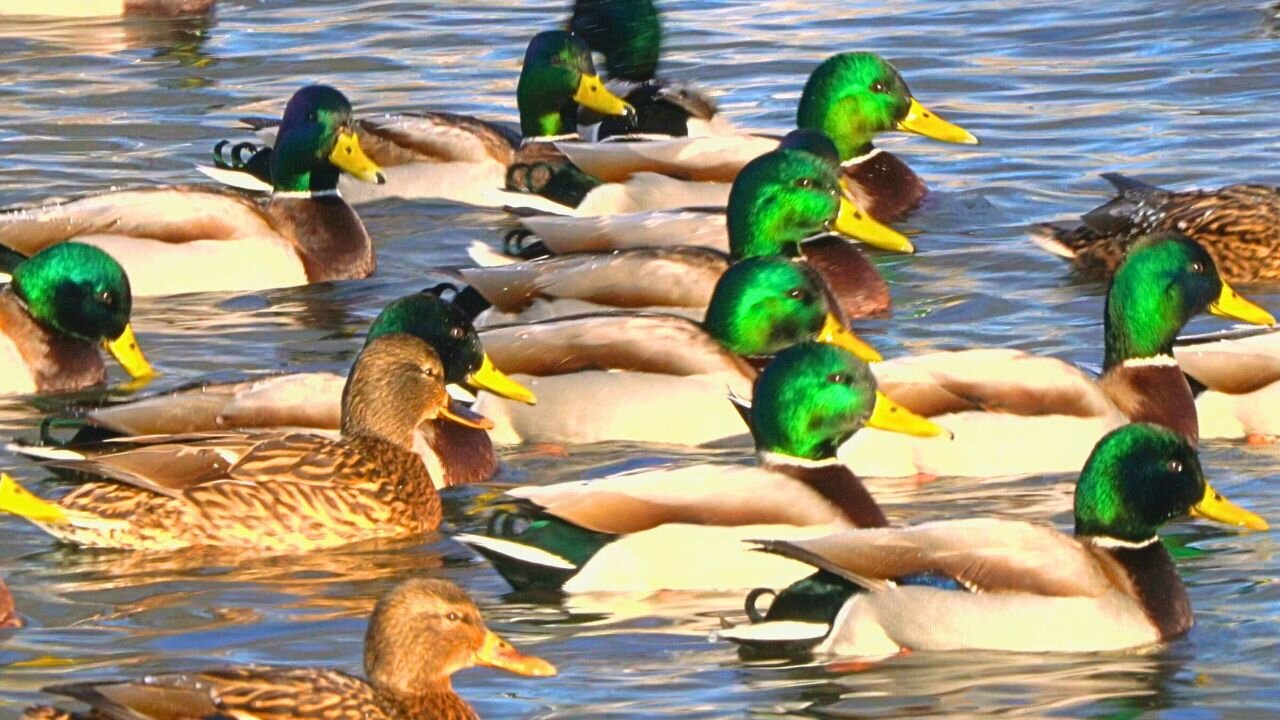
[569, 0, 662, 83]
[270, 84, 385, 194]
[517, 30, 634, 138]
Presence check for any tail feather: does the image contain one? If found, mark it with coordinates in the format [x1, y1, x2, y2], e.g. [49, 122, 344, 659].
[466, 241, 521, 268]
[456, 534, 579, 591]
[1100, 172, 1163, 194]
[749, 539, 888, 592]
[1028, 223, 1080, 259]
[0, 474, 67, 524]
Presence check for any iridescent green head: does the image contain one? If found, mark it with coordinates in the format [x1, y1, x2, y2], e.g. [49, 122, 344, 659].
[367, 291, 536, 405]
[517, 30, 633, 138]
[12, 243, 131, 343]
[1074, 423, 1266, 542]
[796, 52, 977, 161]
[270, 84, 385, 193]
[1103, 234, 1274, 369]
[726, 147, 843, 259]
[570, 0, 662, 82]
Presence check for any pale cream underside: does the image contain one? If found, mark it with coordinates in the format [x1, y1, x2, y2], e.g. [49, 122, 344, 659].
[574, 173, 732, 216]
[556, 135, 780, 183]
[1175, 331, 1280, 439]
[0, 330, 37, 394]
[78, 234, 307, 296]
[337, 161, 570, 213]
[520, 210, 728, 254]
[0, 0, 125, 16]
[474, 298, 704, 327]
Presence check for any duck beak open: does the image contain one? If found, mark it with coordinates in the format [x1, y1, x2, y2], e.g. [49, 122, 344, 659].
[1209, 282, 1275, 326]
[574, 74, 634, 118]
[469, 354, 537, 405]
[817, 313, 882, 363]
[869, 392, 952, 438]
[1192, 482, 1268, 531]
[833, 183, 914, 253]
[439, 402, 495, 431]
[329, 129, 386, 184]
[103, 324, 155, 380]
[896, 98, 978, 145]
[475, 629, 558, 677]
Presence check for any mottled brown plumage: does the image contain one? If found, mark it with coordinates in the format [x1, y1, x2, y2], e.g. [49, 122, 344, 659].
[24, 579, 556, 720]
[1034, 174, 1280, 282]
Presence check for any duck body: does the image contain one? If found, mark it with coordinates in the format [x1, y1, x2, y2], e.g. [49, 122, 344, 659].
[1033, 174, 1280, 283]
[0, 0, 213, 17]
[1174, 326, 1280, 440]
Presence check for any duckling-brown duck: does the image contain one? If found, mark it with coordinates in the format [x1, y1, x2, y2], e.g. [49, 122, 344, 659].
[24, 578, 556, 720]
[0, 334, 481, 552]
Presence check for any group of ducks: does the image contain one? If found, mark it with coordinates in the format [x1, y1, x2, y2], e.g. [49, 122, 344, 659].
[2, 0, 1280, 717]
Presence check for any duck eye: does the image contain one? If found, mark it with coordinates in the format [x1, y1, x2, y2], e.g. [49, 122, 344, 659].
[307, 111, 318, 122]
[98, 290, 115, 305]
[787, 288, 806, 300]
[828, 372, 846, 385]
[794, 177, 815, 189]
[1189, 261, 1205, 274]
[1166, 459, 1183, 473]
[871, 81, 887, 93]
[445, 611, 461, 622]
[449, 326, 466, 340]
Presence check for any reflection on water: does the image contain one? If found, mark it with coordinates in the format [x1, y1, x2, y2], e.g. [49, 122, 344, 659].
[2, 0, 1280, 718]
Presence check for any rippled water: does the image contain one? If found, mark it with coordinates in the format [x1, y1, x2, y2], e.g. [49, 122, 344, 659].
[1, 0, 1280, 717]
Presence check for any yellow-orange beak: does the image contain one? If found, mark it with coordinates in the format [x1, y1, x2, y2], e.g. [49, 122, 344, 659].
[329, 129, 386, 184]
[103, 324, 155, 380]
[475, 629, 558, 677]
[896, 98, 978, 145]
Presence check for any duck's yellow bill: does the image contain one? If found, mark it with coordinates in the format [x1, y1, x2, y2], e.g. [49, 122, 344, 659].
[817, 314, 882, 363]
[470, 354, 537, 405]
[476, 629, 558, 677]
[103, 324, 155, 380]
[574, 74, 634, 118]
[834, 185, 914, 254]
[1192, 482, 1268, 530]
[439, 402, 495, 431]
[1209, 282, 1275, 326]
[329, 129, 386, 184]
[0, 474, 67, 524]
[869, 392, 952, 438]
[896, 98, 978, 145]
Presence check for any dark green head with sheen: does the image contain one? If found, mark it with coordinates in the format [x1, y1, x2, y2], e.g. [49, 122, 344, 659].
[367, 291, 484, 386]
[704, 257, 831, 357]
[517, 30, 632, 138]
[270, 84, 384, 193]
[726, 147, 843, 259]
[796, 53, 913, 160]
[750, 342, 877, 460]
[11, 243, 132, 343]
[570, 0, 662, 82]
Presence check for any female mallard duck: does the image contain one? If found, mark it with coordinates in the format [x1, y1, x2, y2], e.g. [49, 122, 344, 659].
[457, 342, 947, 595]
[473, 256, 880, 446]
[459, 136, 907, 327]
[0, 85, 385, 297]
[548, 51, 977, 220]
[1171, 326, 1280, 442]
[24, 578, 555, 720]
[569, 0, 730, 140]
[1033, 173, 1280, 283]
[0, 334, 487, 552]
[15, 289, 535, 488]
[844, 233, 1274, 478]
[721, 423, 1267, 657]
[204, 31, 632, 211]
[0, 243, 153, 394]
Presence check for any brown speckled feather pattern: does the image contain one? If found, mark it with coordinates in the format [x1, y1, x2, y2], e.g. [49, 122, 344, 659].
[0, 290, 106, 394]
[1041, 179, 1280, 282]
[48, 432, 441, 551]
[842, 150, 928, 224]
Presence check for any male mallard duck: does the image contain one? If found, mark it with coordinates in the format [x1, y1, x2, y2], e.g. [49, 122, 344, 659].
[844, 233, 1275, 478]
[0, 243, 153, 394]
[1171, 326, 1280, 441]
[15, 289, 535, 488]
[0, 334, 486, 552]
[204, 31, 632, 211]
[569, 0, 730, 140]
[1033, 173, 1280, 283]
[460, 136, 907, 327]
[551, 51, 977, 221]
[473, 256, 881, 446]
[23, 578, 555, 720]
[0, 85, 384, 297]
[721, 423, 1268, 657]
[457, 342, 947, 594]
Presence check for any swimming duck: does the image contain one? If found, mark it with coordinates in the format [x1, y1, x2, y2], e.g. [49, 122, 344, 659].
[0, 85, 385, 297]
[15, 289, 535, 488]
[457, 342, 947, 595]
[721, 423, 1268, 657]
[0, 334, 484, 552]
[23, 578, 555, 720]
[0, 243, 153, 394]
[1033, 173, 1280, 283]
[845, 233, 1275, 478]
[474, 256, 881, 446]
[203, 31, 632, 211]
[459, 136, 907, 327]
[549, 51, 977, 221]
[1171, 326, 1280, 441]
[569, 0, 730, 140]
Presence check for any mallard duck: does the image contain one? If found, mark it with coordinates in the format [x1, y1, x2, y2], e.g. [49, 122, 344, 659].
[0, 85, 385, 297]
[844, 233, 1275, 478]
[14, 289, 535, 488]
[721, 423, 1268, 657]
[202, 31, 632, 211]
[0, 334, 489, 552]
[549, 51, 977, 220]
[0, 0, 213, 16]
[459, 135, 907, 328]
[473, 256, 880, 446]
[23, 578, 555, 720]
[0, 243, 153, 394]
[1172, 326, 1280, 441]
[1033, 173, 1280, 283]
[457, 342, 947, 594]
[569, 0, 730, 141]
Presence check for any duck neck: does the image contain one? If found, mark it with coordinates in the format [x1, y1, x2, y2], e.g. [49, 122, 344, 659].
[759, 452, 888, 528]
[1084, 535, 1191, 640]
[1103, 280, 1182, 372]
[270, 140, 340, 194]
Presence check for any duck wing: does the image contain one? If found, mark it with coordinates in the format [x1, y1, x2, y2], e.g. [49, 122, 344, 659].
[356, 113, 520, 167]
[557, 135, 780, 183]
[1174, 326, 1280, 394]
